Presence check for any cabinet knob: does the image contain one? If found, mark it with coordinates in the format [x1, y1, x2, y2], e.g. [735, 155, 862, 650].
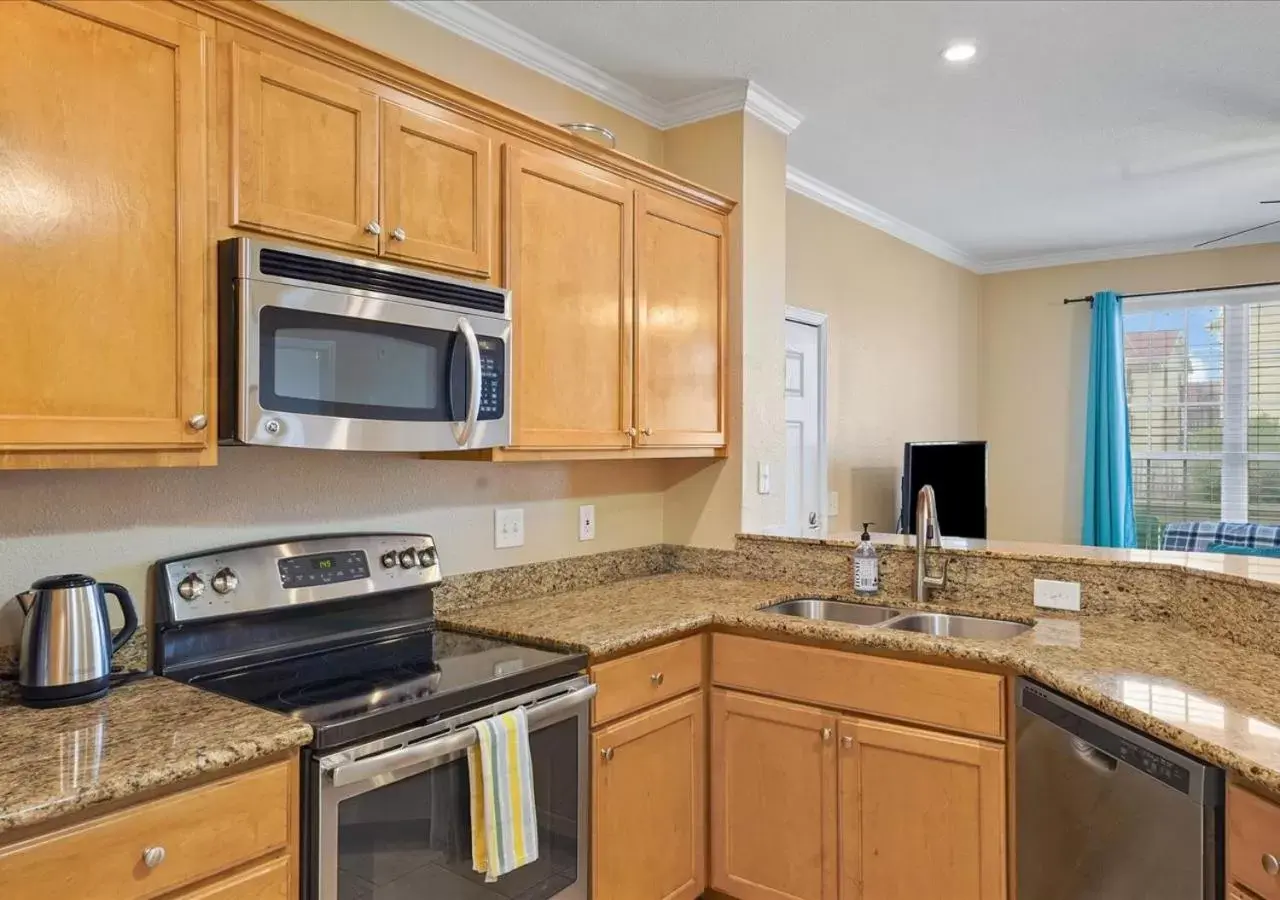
[365, 221, 382, 236]
[187, 413, 208, 431]
[600, 747, 614, 762]
[391, 227, 406, 241]
[1264, 853, 1280, 876]
[142, 846, 166, 869]
[841, 735, 853, 749]
[821, 727, 832, 742]
[650, 672, 664, 686]
[642, 426, 653, 436]
[626, 426, 637, 437]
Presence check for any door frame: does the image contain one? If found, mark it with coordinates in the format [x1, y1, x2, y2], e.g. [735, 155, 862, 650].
[784, 306, 830, 536]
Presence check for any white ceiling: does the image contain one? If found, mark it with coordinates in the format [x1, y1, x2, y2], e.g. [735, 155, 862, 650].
[410, 0, 1280, 272]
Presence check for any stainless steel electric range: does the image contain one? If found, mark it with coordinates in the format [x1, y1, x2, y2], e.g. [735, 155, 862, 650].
[153, 533, 593, 900]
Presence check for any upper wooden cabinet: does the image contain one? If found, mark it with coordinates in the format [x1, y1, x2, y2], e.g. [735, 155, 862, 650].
[0, 0, 210, 461]
[840, 718, 1006, 900]
[506, 145, 635, 449]
[710, 689, 839, 900]
[593, 692, 706, 900]
[230, 42, 379, 252]
[635, 191, 728, 448]
[227, 41, 495, 277]
[380, 99, 494, 275]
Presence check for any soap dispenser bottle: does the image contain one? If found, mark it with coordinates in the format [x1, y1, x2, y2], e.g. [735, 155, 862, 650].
[853, 522, 880, 596]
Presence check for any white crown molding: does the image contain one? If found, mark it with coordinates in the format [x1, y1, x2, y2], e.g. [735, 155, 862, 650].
[785, 166, 983, 272]
[745, 83, 804, 135]
[661, 84, 750, 130]
[977, 237, 1272, 273]
[392, 0, 666, 127]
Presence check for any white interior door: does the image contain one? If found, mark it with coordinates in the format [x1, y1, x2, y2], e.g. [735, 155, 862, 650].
[784, 317, 822, 535]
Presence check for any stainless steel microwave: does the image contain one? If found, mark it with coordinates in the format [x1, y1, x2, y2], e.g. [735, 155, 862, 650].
[218, 238, 511, 453]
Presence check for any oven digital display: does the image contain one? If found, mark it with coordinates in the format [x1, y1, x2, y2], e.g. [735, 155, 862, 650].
[278, 550, 370, 589]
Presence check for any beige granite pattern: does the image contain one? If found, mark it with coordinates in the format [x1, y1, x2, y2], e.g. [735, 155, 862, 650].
[0, 677, 312, 835]
[439, 573, 1280, 794]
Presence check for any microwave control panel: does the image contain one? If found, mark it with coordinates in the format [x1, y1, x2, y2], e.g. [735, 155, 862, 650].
[478, 336, 505, 421]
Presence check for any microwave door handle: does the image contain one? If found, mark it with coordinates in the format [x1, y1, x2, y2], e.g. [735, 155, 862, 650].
[325, 683, 597, 788]
[453, 317, 482, 447]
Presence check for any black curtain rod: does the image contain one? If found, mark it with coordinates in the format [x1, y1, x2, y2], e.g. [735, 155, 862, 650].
[1063, 280, 1280, 306]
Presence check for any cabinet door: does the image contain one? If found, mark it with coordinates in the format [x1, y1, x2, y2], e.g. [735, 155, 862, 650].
[505, 146, 633, 448]
[593, 692, 706, 900]
[634, 191, 728, 447]
[380, 99, 494, 276]
[710, 689, 838, 900]
[230, 42, 378, 251]
[0, 0, 209, 451]
[840, 718, 1006, 900]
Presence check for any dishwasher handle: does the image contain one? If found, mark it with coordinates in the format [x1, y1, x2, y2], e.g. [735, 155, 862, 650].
[1016, 678, 1222, 806]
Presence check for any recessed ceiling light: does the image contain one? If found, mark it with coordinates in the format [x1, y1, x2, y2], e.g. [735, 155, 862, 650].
[943, 42, 977, 63]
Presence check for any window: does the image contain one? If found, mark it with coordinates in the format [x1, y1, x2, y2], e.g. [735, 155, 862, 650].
[1123, 287, 1280, 548]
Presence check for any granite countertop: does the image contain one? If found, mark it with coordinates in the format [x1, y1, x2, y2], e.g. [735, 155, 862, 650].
[0, 677, 312, 836]
[440, 572, 1280, 794]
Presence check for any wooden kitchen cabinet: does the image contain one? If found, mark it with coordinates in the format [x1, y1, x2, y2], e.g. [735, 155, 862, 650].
[380, 98, 494, 276]
[839, 718, 1006, 900]
[1230, 784, 1280, 900]
[505, 145, 635, 449]
[592, 692, 706, 900]
[710, 689, 839, 900]
[229, 41, 379, 252]
[0, 0, 211, 465]
[634, 190, 728, 448]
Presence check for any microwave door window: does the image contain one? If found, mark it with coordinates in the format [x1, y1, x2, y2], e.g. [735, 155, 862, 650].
[260, 307, 452, 422]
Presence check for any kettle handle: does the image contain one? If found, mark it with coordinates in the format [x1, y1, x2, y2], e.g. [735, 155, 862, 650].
[100, 583, 139, 655]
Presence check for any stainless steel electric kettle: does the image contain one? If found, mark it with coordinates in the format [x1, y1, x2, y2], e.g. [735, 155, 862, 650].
[14, 574, 138, 708]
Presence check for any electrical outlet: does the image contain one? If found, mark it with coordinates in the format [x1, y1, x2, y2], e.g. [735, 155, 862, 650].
[494, 507, 524, 549]
[757, 462, 771, 495]
[1034, 578, 1081, 611]
[578, 504, 596, 541]
[828, 491, 839, 517]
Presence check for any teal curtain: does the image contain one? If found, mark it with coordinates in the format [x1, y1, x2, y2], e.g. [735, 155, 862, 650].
[1082, 291, 1137, 548]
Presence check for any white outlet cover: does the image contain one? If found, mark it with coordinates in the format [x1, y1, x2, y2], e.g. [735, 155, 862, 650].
[495, 507, 524, 549]
[1033, 578, 1081, 612]
[578, 504, 596, 541]
[757, 462, 771, 495]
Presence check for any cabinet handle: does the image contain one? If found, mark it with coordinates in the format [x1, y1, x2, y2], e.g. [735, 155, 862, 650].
[392, 227, 406, 241]
[841, 735, 853, 749]
[187, 413, 208, 431]
[650, 672, 664, 686]
[641, 427, 653, 436]
[600, 747, 614, 762]
[142, 846, 166, 869]
[626, 426, 637, 437]
[821, 727, 832, 742]
[365, 221, 382, 236]
[1264, 853, 1279, 876]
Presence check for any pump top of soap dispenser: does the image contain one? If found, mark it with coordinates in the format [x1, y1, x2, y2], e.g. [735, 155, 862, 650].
[860, 522, 873, 541]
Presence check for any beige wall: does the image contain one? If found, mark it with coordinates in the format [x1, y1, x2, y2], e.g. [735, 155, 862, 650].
[981, 243, 1280, 544]
[266, 0, 666, 164]
[786, 192, 983, 533]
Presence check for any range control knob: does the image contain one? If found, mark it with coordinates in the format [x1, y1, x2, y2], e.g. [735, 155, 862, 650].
[399, 549, 417, 569]
[177, 574, 205, 602]
[418, 546, 438, 567]
[380, 551, 398, 569]
[211, 568, 239, 595]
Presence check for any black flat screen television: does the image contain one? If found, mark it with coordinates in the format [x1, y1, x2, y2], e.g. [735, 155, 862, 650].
[900, 441, 988, 539]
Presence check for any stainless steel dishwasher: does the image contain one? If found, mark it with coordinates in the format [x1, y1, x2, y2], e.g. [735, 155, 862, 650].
[1016, 679, 1224, 900]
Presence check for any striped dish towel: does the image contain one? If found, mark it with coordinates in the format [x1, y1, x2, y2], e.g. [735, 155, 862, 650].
[467, 706, 539, 882]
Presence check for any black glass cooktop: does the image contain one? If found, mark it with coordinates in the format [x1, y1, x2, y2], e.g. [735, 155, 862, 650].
[192, 627, 585, 750]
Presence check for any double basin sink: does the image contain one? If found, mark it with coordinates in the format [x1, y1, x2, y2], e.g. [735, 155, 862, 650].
[762, 598, 1031, 640]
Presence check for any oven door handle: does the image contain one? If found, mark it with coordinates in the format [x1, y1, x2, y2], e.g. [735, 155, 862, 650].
[326, 683, 597, 788]
[452, 317, 482, 447]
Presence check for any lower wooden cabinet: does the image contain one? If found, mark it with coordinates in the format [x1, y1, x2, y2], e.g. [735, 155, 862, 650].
[1230, 783, 1280, 900]
[592, 691, 706, 900]
[710, 689, 838, 900]
[840, 718, 1006, 900]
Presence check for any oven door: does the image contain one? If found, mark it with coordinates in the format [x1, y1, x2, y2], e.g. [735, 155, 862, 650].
[237, 276, 510, 452]
[313, 678, 594, 900]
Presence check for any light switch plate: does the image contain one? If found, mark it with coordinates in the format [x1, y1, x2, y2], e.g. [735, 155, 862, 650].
[494, 507, 524, 549]
[828, 491, 839, 517]
[578, 504, 596, 541]
[1034, 578, 1081, 611]
[757, 462, 771, 495]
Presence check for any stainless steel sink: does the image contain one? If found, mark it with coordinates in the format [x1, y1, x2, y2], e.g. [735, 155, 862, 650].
[882, 612, 1031, 640]
[761, 598, 902, 626]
